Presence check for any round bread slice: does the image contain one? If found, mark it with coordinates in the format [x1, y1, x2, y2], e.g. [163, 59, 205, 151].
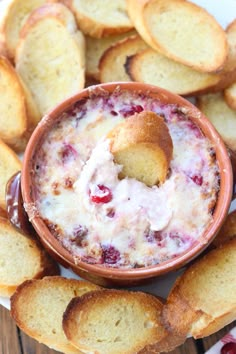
[63, 289, 184, 354]
[197, 92, 236, 152]
[63, 0, 133, 38]
[99, 35, 148, 83]
[127, 0, 228, 73]
[10, 276, 101, 354]
[0, 218, 60, 297]
[107, 111, 173, 186]
[1, 0, 51, 60]
[86, 30, 136, 80]
[126, 49, 221, 96]
[162, 238, 236, 339]
[15, 3, 85, 116]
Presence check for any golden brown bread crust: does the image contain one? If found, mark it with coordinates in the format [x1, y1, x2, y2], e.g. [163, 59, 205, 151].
[61, 0, 133, 38]
[63, 289, 184, 354]
[0, 218, 60, 297]
[11, 276, 100, 354]
[162, 238, 236, 339]
[108, 111, 173, 186]
[127, 0, 228, 73]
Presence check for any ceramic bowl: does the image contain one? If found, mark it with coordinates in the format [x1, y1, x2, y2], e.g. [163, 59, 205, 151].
[20, 82, 233, 286]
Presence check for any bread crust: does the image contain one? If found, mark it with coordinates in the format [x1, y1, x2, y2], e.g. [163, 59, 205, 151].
[15, 3, 85, 116]
[0, 218, 60, 297]
[196, 92, 236, 152]
[99, 34, 148, 82]
[11, 276, 100, 353]
[108, 111, 173, 186]
[162, 238, 236, 338]
[225, 82, 236, 110]
[63, 289, 184, 354]
[127, 0, 228, 73]
[62, 0, 133, 38]
[126, 49, 221, 96]
[212, 210, 236, 248]
[1, 0, 51, 60]
[0, 55, 30, 151]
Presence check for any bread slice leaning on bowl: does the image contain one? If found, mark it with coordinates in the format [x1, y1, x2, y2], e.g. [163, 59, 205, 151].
[0, 218, 60, 297]
[15, 2, 85, 116]
[126, 0, 228, 73]
[11, 276, 101, 354]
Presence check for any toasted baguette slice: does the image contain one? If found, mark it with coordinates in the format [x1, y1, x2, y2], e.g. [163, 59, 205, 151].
[0, 56, 40, 151]
[1, 0, 53, 60]
[197, 93, 236, 151]
[126, 49, 221, 96]
[63, 289, 185, 354]
[216, 20, 236, 91]
[162, 238, 236, 339]
[127, 0, 227, 73]
[61, 0, 133, 38]
[225, 82, 236, 110]
[11, 276, 101, 354]
[86, 30, 136, 80]
[0, 219, 60, 297]
[108, 111, 173, 186]
[212, 210, 236, 248]
[0, 139, 21, 210]
[99, 35, 148, 82]
[15, 3, 85, 116]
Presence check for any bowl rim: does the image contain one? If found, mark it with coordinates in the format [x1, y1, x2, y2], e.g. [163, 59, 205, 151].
[21, 82, 233, 280]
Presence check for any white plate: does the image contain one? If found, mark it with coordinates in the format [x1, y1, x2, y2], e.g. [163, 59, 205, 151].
[0, 0, 235, 311]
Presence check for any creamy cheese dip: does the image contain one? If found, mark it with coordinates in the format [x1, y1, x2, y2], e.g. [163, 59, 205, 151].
[33, 91, 219, 268]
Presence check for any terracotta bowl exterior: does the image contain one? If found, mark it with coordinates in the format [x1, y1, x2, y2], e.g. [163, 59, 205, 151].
[21, 82, 233, 286]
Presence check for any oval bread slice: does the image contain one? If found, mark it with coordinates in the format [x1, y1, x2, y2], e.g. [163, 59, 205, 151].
[86, 30, 136, 80]
[126, 49, 221, 96]
[0, 218, 60, 297]
[196, 92, 236, 151]
[127, 0, 228, 73]
[108, 111, 173, 186]
[15, 3, 85, 116]
[62, 0, 133, 38]
[99, 35, 148, 83]
[63, 289, 185, 354]
[1, 0, 52, 60]
[11, 276, 101, 354]
[162, 238, 236, 339]
[0, 56, 39, 151]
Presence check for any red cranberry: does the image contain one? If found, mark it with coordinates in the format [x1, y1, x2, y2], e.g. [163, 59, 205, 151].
[186, 120, 202, 138]
[221, 342, 236, 354]
[191, 175, 203, 186]
[145, 230, 163, 244]
[102, 245, 121, 264]
[119, 105, 143, 117]
[60, 143, 77, 164]
[89, 185, 112, 204]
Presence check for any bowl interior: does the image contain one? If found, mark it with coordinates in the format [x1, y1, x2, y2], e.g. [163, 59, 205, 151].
[21, 82, 233, 280]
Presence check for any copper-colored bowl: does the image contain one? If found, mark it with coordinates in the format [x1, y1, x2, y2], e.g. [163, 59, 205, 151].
[20, 82, 233, 286]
